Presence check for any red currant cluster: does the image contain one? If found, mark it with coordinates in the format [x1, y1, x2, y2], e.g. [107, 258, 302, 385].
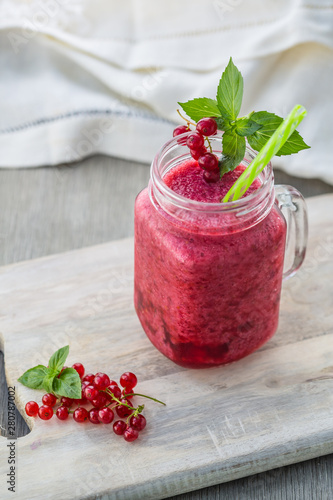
[24, 363, 157, 443]
[173, 115, 220, 183]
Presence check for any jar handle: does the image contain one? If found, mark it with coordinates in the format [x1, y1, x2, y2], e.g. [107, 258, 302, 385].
[275, 185, 308, 280]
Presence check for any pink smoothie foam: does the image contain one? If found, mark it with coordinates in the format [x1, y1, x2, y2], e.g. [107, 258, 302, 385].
[134, 160, 286, 368]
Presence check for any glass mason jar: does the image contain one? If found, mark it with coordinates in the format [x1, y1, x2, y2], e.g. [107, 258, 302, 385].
[134, 133, 308, 368]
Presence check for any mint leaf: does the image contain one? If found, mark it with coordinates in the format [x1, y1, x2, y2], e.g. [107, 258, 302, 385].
[18, 365, 48, 390]
[48, 345, 69, 373]
[215, 116, 231, 132]
[248, 111, 310, 156]
[220, 130, 246, 175]
[217, 57, 243, 121]
[43, 371, 56, 393]
[178, 98, 221, 122]
[52, 368, 81, 399]
[235, 117, 262, 137]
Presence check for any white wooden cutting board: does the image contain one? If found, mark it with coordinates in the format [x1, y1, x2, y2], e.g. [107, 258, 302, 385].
[0, 194, 333, 500]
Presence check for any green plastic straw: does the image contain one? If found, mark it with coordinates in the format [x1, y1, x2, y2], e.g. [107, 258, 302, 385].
[222, 105, 307, 203]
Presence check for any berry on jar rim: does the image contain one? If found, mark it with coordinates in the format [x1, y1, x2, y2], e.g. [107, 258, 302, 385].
[173, 125, 188, 137]
[196, 117, 217, 136]
[190, 146, 207, 161]
[198, 152, 219, 172]
[186, 132, 204, 151]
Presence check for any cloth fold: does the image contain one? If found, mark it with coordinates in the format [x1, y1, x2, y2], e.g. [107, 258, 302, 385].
[0, 0, 332, 183]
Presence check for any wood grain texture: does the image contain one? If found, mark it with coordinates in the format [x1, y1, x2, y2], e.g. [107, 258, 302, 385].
[0, 193, 332, 500]
[1, 155, 333, 500]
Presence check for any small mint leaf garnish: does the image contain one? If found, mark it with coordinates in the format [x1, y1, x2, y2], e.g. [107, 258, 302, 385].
[178, 98, 221, 122]
[217, 57, 244, 121]
[235, 117, 262, 137]
[18, 365, 48, 390]
[52, 368, 81, 399]
[43, 371, 56, 393]
[248, 111, 310, 156]
[220, 131, 246, 176]
[18, 345, 81, 399]
[48, 345, 69, 373]
[215, 116, 231, 132]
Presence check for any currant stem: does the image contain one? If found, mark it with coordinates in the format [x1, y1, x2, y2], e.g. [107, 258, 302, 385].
[205, 137, 212, 153]
[122, 393, 166, 406]
[177, 109, 196, 128]
[104, 390, 136, 411]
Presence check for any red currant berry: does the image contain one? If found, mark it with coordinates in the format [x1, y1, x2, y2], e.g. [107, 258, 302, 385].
[173, 125, 188, 137]
[72, 363, 85, 379]
[124, 426, 139, 442]
[38, 405, 53, 420]
[58, 366, 67, 377]
[173, 125, 189, 145]
[93, 373, 110, 391]
[108, 384, 122, 399]
[98, 407, 114, 424]
[113, 420, 127, 436]
[108, 380, 118, 387]
[196, 118, 217, 136]
[56, 406, 69, 420]
[119, 372, 137, 390]
[88, 408, 100, 424]
[186, 132, 204, 151]
[115, 399, 133, 418]
[25, 401, 39, 417]
[129, 414, 147, 431]
[190, 146, 207, 161]
[198, 153, 219, 172]
[82, 373, 95, 384]
[42, 393, 57, 407]
[84, 385, 99, 401]
[91, 393, 108, 409]
[73, 407, 89, 423]
[60, 397, 74, 408]
[121, 389, 134, 399]
[203, 170, 220, 183]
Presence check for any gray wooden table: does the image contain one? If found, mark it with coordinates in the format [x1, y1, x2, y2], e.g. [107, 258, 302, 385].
[1, 155, 332, 499]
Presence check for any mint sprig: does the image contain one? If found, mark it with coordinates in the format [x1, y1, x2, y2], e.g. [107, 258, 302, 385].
[178, 57, 310, 177]
[18, 345, 81, 399]
[217, 57, 243, 121]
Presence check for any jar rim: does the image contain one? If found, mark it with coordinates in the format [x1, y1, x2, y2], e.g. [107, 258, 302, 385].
[151, 132, 273, 214]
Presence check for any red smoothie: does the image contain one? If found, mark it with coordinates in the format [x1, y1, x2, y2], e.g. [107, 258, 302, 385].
[134, 158, 286, 368]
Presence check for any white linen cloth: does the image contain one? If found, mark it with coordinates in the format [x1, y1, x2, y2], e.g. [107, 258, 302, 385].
[0, 0, 332, 183]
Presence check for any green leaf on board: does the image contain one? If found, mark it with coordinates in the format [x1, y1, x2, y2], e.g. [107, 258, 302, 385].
[18, 365, 48, 390]
[52, 367, 81, 399]
[48, 345, 69, 373]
